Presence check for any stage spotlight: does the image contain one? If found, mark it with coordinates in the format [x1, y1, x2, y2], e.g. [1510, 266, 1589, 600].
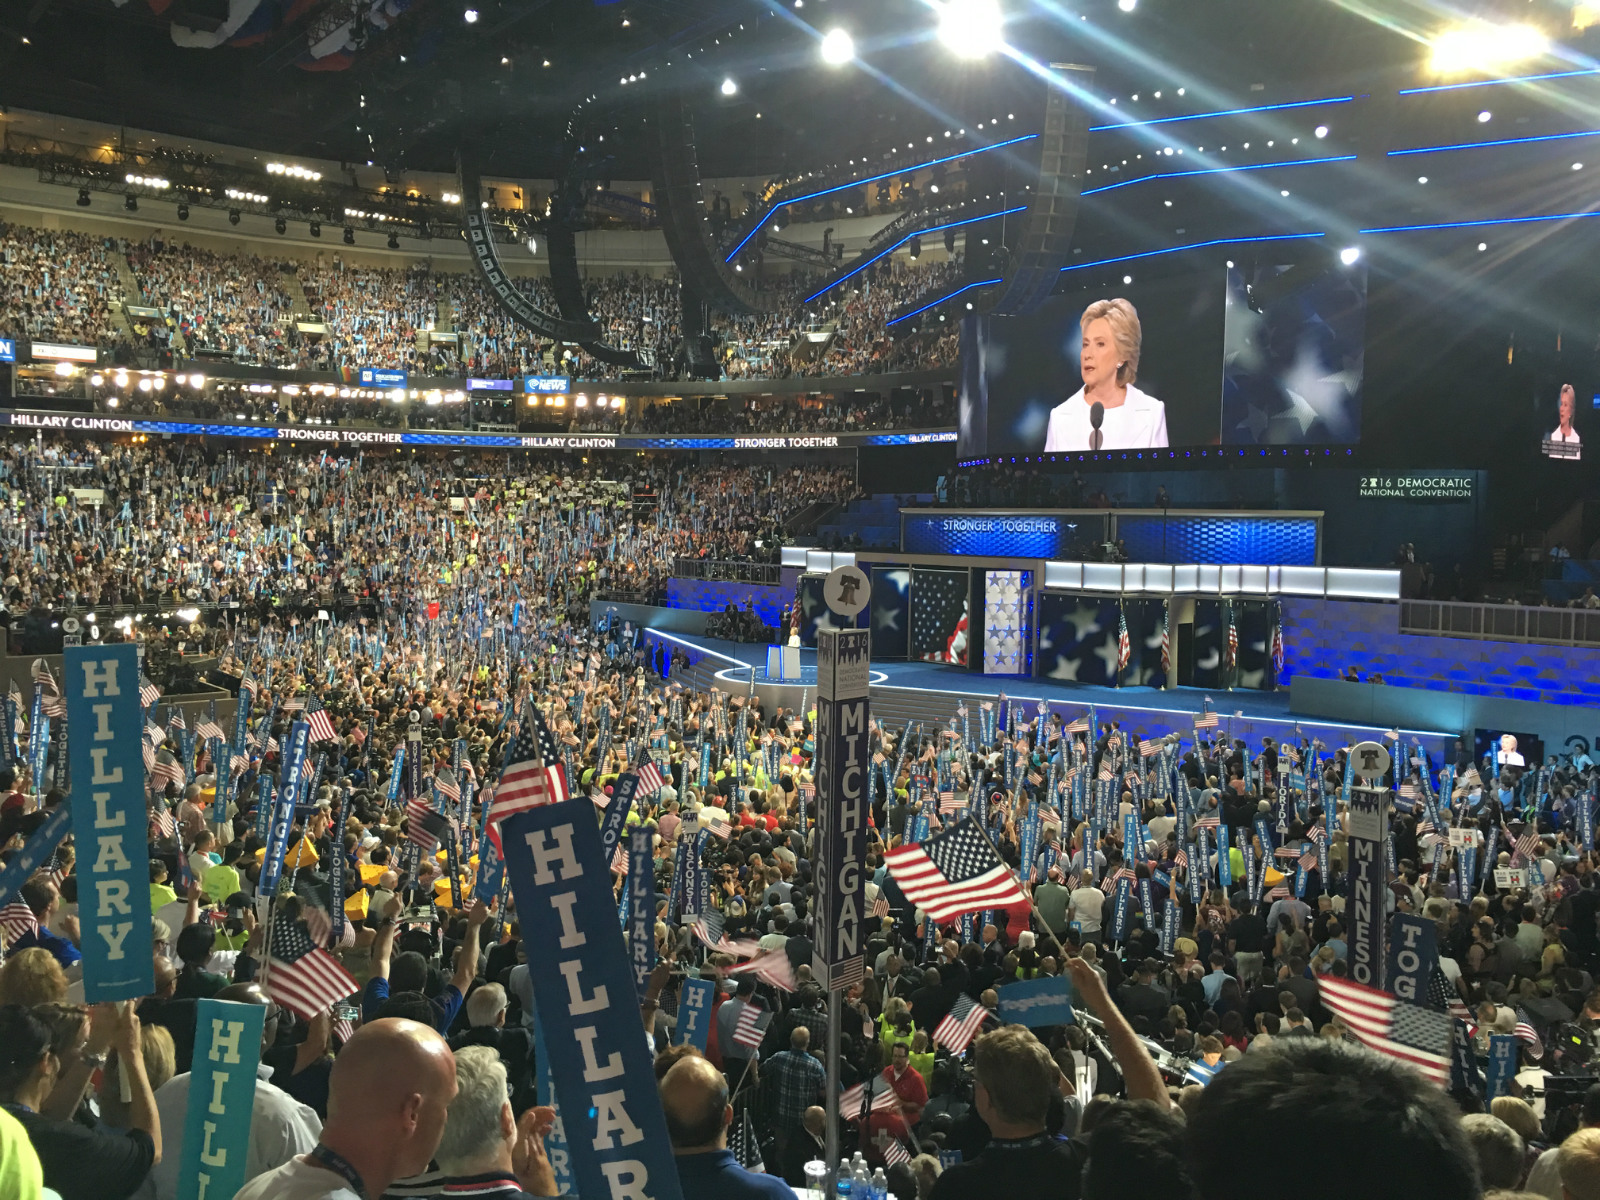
[720, 77, 738, 96]
[229, 209, 241, 225]
[309, 220, 321, 237]
[275, 217, 287, 234]
[1478, 242, 1487, 251]
[526, 235, 539, 254]
[1122, 274, 1132, 284]
[124, 194, 138, 212]
[76, 188, 91, 207]
[388, 232, 400, 249]
[820, 27, 854, 65]
[1314, 125, 1329, 138]
[938, 0, 1004, 57]
[1429, 21, 1547, 75]
[1477, 110, 1492, 123]
[1117, 0, 1136, 11]
[463, 7, 478, 21]
[177, 203, 190, 221]
[1339, 246, 1361, 265]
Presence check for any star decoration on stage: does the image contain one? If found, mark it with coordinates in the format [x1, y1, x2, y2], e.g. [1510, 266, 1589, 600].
[982, 570, 1029, 676]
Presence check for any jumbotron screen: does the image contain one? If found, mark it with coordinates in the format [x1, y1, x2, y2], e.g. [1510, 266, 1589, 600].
[957, 263, 1367, 460]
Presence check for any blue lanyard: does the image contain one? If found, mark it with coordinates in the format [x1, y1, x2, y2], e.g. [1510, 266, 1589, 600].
[308, 1143, 367, 1199]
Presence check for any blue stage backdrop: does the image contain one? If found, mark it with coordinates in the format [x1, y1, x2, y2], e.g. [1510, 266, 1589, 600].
[1037, 595, 1122, 687]
[1116, 515, 1318, 565]
[869, 567, 911, 660]
[903, 513, 1082, 558]
[664, 579, 789, 627]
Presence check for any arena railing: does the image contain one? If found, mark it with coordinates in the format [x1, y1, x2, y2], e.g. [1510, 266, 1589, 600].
[1399, 599, 1600, 648]
[670, 559, 783, 585]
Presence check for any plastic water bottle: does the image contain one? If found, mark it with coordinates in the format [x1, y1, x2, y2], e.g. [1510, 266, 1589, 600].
[852, 1159, 871, 1200]
[871, 1167, 889, 1200]
[836, 1159, 854, 1200]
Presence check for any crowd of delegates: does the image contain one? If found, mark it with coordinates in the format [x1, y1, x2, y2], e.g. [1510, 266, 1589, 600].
[6, 592, 1600, 1199]
[0, 438, 855, 627]
[0, 224, 128, 349]
[0, 217, 958, 384]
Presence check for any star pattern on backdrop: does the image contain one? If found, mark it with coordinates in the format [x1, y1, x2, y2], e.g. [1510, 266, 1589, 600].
[982, 570, 1028, 675]
[912, 570, 970, 665]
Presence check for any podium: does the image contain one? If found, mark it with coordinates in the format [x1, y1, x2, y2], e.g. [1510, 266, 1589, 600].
[766, 644, 801, 681]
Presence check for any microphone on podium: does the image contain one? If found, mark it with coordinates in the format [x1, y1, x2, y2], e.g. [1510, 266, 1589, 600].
[1089, 401, 1104, 451]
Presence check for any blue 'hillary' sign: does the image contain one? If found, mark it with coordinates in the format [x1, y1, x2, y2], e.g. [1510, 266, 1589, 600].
[501, 799, 684, 1200]
[1486, 1034, 1519, 1102]
[675, 977, 716, 1051]
[66, 644, 154, 1002]
[176, 998, 266, 1200]
[627, 827, 656, 1004]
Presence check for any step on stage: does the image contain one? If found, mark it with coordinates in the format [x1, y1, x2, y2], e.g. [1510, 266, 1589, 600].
[646, 630, 1458, 758]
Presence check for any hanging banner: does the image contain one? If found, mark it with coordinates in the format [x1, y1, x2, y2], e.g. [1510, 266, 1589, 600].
[65, 644, 154, 1002]
[500, 799, 684, 1200]
[259, 721, 310, 900]
[1347, 784, 1390, 989]
[627, 827, 656, 1003]
[813, 627, 871, 990]
[675, 977, 717, 1051]
[175, 998, 266, 1200]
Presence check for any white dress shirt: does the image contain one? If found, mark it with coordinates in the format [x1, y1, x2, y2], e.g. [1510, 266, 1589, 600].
[1043, 384, 1169, 451]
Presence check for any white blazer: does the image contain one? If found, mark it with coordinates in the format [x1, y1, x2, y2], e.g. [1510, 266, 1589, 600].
[1043, 384, 1169, 452]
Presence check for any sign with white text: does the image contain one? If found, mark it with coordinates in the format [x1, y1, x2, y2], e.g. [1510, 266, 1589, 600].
[177, 999, 265, 1200]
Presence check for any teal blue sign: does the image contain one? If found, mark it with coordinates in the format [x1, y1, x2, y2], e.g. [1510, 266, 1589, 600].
[177, 998, 266, 1200]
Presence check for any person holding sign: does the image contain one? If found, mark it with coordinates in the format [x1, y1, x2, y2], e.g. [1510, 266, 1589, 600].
[0, 1002, 162, 1200]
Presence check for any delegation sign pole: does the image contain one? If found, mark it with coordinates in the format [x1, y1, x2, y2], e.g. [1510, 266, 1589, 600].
[815, 564, 871, 1175]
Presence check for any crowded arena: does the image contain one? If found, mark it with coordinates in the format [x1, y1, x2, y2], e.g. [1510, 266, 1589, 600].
[3, 0, 1600, 1199]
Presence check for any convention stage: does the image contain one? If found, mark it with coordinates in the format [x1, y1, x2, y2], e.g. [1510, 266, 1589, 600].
[644, 630, 1460, 758]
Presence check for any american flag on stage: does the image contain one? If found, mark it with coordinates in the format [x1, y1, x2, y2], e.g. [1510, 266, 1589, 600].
[1226, 615, 1238, 670]
[1194, 711, 1219, 729]
[1514, 1007, 1546, 1059]
[838, 1082, 900, 1119]
[1116, 612, 1131, 672]
[305, 699, 337, 745]
[934, 994, 991, 1055]
[1319, 975, 1453, 1086]
[406, 796, 452, 851]
[0, 900, 38, 945]
[726, 949, 796, 992]
[938, 789, 960, 814]
[635, 759, 666, 798]
[266, 909, 359, 1020]
[912, 569, 971, 665]
[732, 1004, 772, 1050]
[1271, 621, 1285, 674]
[487, 705, 569, 837]
[195, 720, 226, 744]
[139, 675, 162, 709]
[884, 818, 1027, 923]
[1161, 612, 1171, 675]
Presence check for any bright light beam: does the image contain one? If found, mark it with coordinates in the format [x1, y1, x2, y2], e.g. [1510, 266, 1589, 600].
[806, 205, 1027, 304]
[887, 278, 1004, 325]
[1081, 155, 1356, 196]
[1059, 231, 1325, 273]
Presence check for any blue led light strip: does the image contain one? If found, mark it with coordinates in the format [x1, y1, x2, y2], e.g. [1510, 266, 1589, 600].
[804, 206, 1027, 305]
[1388, 129, 1600, 156]
[1058, 231, 1324, 273]
[1359, 210, 1600, 234]
[1089, 95, 1355, 132]
[1399, 68, 1600, 95]
[723, 133, 1039, 262]
[1081, 154, 1356, 196]
[885, 278, 1004, 326]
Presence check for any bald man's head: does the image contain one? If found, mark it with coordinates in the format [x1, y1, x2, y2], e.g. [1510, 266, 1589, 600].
[660, 1055, 730, 1153]
[327, 1018, 458, 1180]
